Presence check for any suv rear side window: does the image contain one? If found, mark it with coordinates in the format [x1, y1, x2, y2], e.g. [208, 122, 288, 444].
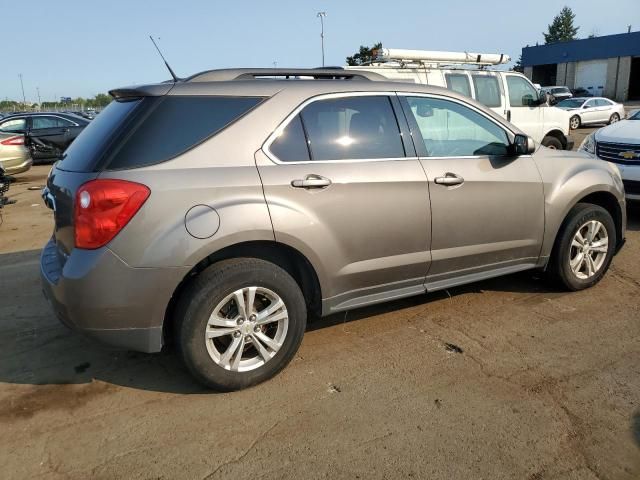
[106, 96, 264, 170]
[445, 74, 471, 98]
[298, 96, 405, 161]
[472, 75, 501, 108]
[58, 96, 264, 172]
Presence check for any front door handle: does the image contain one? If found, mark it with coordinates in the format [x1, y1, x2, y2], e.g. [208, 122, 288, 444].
[291, 175, 332, 189]
[434, 173, 464, 186]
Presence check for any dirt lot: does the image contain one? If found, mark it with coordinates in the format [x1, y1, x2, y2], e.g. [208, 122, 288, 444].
[1, 139, 639, 478]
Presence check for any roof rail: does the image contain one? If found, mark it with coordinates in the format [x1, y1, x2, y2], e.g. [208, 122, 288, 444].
[184, 68, 387, 83]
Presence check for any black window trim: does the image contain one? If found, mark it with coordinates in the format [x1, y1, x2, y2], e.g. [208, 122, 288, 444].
[263, 91, 411, 164]
[397, 92, 518, 159]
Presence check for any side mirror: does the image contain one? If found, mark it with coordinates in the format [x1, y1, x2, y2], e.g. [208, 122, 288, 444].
[536, 90, 548, 106]
[510, 134, 536, 155]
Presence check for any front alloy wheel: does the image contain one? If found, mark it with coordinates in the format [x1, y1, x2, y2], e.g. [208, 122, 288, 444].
[569, 220, 608, 280]
[570, 115, 581, 130]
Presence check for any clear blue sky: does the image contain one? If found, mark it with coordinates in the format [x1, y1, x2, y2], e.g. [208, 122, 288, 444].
[2, 0, 639, 102]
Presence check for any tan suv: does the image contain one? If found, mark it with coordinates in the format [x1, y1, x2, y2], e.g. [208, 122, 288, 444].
[41, 69, 626, 390]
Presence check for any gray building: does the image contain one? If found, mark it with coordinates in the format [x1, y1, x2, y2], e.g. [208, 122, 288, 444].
[521, 31, 640, 101]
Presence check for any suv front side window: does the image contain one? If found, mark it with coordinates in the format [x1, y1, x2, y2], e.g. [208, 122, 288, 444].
[506, 76, 538, 107]
[404, 96, 510, 157]
[295, 96, 405, 161]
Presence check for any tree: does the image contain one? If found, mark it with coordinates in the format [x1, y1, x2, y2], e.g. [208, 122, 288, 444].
[346, 42, 382, 66]
[512, 54, 524, 73]
[543, 6, 579, 44]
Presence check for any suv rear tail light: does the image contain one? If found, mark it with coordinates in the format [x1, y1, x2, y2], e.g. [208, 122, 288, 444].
[0, 136, 25, 146]
[74, 179, 150, 249]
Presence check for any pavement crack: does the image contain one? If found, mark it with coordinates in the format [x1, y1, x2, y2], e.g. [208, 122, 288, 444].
[202, 420, 280, 479]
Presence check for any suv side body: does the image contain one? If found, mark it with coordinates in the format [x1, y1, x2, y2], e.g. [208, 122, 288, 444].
[41, 73, 626, 389]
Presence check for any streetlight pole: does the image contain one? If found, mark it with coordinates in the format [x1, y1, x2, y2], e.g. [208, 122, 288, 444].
[317, 11, 327, 67]
[18, 73, 26, 107]
[36, 87, 41, 110]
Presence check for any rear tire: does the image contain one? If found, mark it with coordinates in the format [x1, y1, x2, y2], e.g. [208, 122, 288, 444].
[609, 113, 620, 124]
[542, 136, 563, 150]
[569, 115, 581, 130]
[547, 203, 616, 291]
[176, 258, 307, 391]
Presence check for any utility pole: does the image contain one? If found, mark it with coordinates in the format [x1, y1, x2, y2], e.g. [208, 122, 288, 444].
[36, 87, 41, 110]
[628, 25, 632, 33]
[18, 73, 26, 107]
[317, 11, 327, 67]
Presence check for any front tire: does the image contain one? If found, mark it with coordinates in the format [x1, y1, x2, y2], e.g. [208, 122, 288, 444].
[609, 113, 620, 124]
[570, 115, 581, 130]
[542, 135, 563, 150]
[548, 203, 616, 291]
[176, 258, 307, 391]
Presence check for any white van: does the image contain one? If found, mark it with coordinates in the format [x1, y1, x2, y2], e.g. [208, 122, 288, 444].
[347, 48, 573, 150]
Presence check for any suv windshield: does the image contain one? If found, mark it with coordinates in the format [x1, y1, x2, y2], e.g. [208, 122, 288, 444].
[556, 99, 585, 109]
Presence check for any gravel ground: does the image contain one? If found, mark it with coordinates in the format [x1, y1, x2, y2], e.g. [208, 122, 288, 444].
[1, 149, 639, 479]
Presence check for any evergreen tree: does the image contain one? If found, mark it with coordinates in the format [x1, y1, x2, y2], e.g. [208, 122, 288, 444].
[346, 43, 383, 66]
[543, 6, 579, 44]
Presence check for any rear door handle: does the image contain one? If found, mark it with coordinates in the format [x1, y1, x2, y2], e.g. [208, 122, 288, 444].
[434, 173, 464, 186]
[291, 175, 332, 189]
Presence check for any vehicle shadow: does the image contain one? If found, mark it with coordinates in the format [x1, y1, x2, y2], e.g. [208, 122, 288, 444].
[626, 203, 640, 232]
[633, 410, 640, 448]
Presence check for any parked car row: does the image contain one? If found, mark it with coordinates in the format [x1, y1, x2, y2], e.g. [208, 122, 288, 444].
[0, 112, 89, 165]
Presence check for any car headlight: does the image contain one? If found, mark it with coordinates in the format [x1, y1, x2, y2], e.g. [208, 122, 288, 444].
[579, 132, 596, 155]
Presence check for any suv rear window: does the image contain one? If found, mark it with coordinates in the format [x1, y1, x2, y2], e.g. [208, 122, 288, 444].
[59, 96, 264, 172]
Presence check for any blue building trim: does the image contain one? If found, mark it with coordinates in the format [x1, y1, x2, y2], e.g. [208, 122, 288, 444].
[522, 31, 640, 67]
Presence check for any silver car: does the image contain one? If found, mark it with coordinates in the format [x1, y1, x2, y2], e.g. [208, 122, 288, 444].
[40, 68, 626, 390]
[0, 132, 32, 175]
[556, 97, 626, 130]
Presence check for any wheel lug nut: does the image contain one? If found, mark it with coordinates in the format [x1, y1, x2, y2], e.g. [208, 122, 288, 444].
[254, 325, 260, 332]
[233, 331, 241, 338]
[237, 318, 244, 325]
[249, 314, 257, 321]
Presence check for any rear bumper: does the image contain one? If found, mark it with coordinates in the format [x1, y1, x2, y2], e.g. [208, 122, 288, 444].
[40, 238, 188, 353]
[0, 156, 32, 175]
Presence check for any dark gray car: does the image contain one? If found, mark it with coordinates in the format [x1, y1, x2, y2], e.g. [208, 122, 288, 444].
[41, 69, 626, 390]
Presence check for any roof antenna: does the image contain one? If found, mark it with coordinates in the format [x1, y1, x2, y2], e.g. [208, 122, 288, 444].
[149, 35, 180, 82]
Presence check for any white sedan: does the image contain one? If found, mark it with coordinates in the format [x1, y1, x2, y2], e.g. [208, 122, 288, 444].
[580, 109, 640, 200]
[556, 97, 626, 130]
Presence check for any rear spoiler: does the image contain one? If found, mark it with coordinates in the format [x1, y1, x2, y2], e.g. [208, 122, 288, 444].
[109, 83, 174, 100]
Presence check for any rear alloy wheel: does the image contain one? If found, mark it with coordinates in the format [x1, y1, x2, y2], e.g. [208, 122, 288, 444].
[176, 258, 306, 391]
[609, 113, 620, 124]
[542, 135, 563, 150]
[570, 115, 581, 130]
[548, 203, 616, 291]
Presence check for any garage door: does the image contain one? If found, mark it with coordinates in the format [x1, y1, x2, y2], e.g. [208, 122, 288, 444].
[575, 60, 608, 96]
